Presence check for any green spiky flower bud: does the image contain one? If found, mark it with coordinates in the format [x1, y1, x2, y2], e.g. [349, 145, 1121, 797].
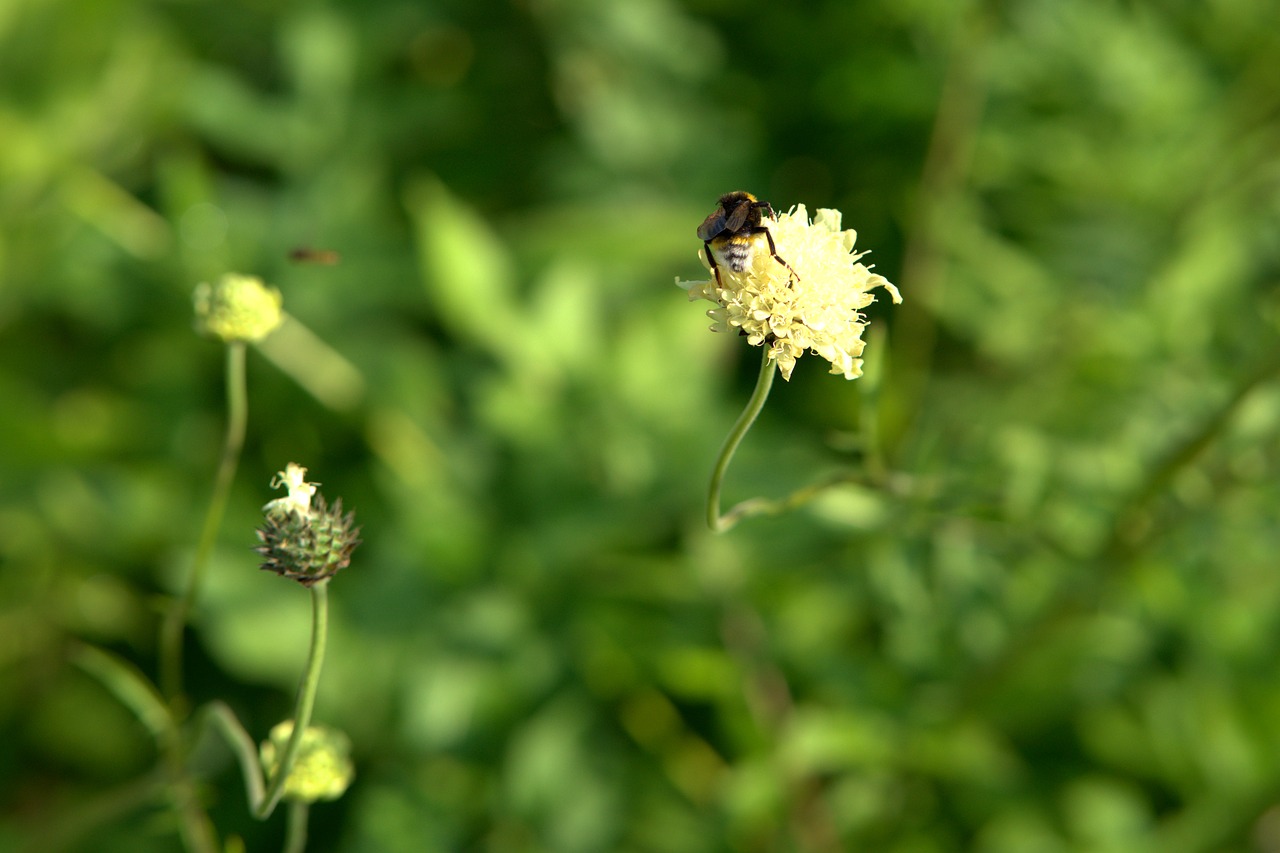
[256, 464, 360, 587]
[260, 721, 354, 803]
[193, 273, 283, 343]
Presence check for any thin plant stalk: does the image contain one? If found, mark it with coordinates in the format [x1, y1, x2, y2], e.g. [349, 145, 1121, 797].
[283, 802, 309, 853]
[205, 702, 266, 811]
[707, 349, 776, 532]
[257, 580, 329, 818]
[200, 583, 330, 823]
[161, 341, 248, 703]
[73, 644, 219, 853]
[707, 349, 895, 531]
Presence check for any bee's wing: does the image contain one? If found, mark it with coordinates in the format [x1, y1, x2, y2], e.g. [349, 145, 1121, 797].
[723, 200, 751, 233]
[697, 208, 728, 241]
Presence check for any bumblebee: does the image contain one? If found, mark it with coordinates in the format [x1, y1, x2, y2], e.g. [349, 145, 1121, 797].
[697, 191, 798, 286]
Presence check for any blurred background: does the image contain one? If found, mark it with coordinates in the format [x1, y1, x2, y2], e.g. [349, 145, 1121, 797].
[4, 0, 1280, 850]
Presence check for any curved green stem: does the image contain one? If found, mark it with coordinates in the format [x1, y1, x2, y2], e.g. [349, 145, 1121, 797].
[707, 349, 776, 533]
[204, 702, 265, 813]
[162, 342, 248, 704]
[200, 583, 330, 828]
[72, 644, 218, 853]
[257, 581, 329, 818]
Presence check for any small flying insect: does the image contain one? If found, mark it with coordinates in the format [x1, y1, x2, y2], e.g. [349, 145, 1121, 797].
[697, 191, 798, 286]
[289, 247, 341, 265]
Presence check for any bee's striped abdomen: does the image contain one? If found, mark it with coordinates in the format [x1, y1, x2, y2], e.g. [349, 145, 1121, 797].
[715, 235, 756, 273]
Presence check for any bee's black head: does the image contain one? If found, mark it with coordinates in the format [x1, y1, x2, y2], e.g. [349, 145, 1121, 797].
[717, 190, 758, 208]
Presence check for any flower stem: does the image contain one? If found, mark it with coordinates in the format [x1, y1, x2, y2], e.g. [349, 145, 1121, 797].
[256, 580, 329, 819]
[204, 700, 264, 803]
[161, 341, 249, 704]
[707, 349, 776, 533]
[72, 644, 219, 853]
[283, 802, 309, 853]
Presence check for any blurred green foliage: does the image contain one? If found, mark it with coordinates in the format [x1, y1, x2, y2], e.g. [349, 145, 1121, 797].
[4, 0, 1280, 850]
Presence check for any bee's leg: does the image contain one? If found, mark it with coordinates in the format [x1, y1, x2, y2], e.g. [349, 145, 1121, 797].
[704, 241, 725, 287]
[760, 228, 800, 282]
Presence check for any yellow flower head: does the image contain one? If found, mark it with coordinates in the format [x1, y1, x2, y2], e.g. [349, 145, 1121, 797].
[193, 273, 283, 343]
[260, 721, 354, 803]
[678, 205, 901, 381]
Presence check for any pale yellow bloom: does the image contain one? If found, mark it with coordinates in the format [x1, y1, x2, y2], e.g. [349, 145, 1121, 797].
[678, 205, 901, 381]
[260, 721, 354, 802]
[263, 462, 319, 517]
[193, 273, 283, 343]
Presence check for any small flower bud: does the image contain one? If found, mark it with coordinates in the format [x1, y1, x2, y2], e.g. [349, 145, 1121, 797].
[193, 273, 283, 343]
[260, 721, 354, 803]
[256, 464, 360, 587]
